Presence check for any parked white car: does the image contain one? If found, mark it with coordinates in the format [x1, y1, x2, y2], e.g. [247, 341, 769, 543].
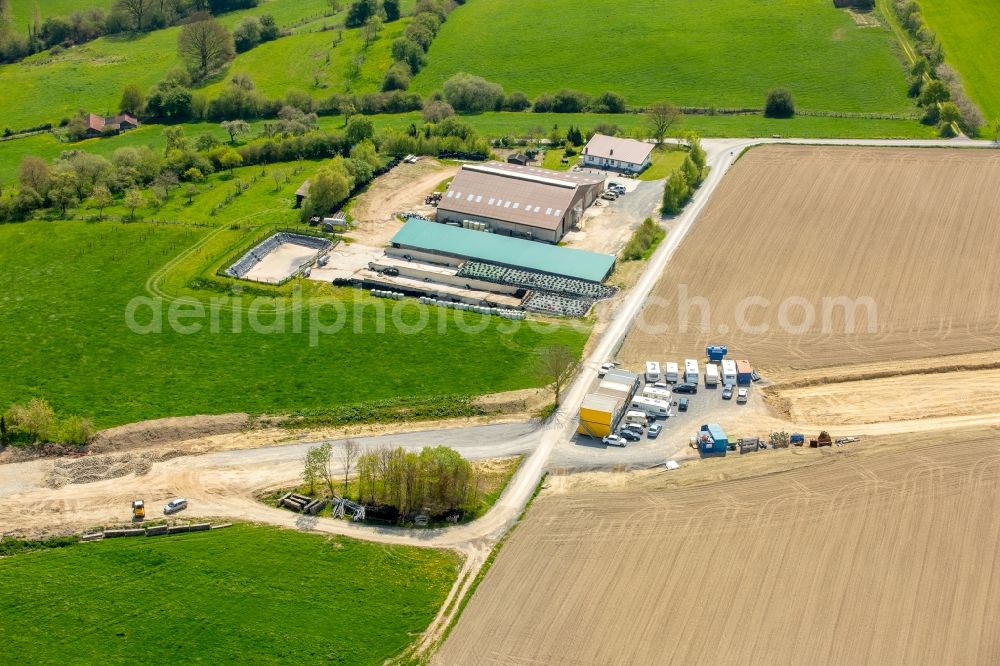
[163, 498, 188, 515]
[602, 434, 626, 447]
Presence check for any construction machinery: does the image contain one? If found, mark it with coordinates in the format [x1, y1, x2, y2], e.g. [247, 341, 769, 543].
[131, 498, 145, 520]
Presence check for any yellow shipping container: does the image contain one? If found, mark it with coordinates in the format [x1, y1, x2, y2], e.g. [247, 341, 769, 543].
[577, 420, 612, 437]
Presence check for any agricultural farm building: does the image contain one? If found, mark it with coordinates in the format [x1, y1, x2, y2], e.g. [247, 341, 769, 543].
[391, 218, 615, 282]
[581, 134, 654, 174]
[84, 112, 138, 137]
[436, 161, 605, 243]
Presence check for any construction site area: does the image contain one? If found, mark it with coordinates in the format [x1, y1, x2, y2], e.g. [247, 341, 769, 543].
[294, 156, 658, 317]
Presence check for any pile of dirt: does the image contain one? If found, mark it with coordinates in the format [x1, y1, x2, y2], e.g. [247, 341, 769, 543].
[45, 450, 183, 488]
[88, 413, 251, 453]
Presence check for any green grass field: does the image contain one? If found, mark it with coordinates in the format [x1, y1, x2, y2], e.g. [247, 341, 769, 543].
[413, 0, 913, 113]
[9, 0, 112, 27]
[920, 0, 1000, 121]
[0, 524, 459, 664]
[0, 217, 589, 427]
[638, 147, 687, 181]
[0, 0, 398, 132]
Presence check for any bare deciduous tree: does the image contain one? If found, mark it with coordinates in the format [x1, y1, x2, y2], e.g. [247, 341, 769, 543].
[645, 100, 680, 144]
[340, 439, 360, 497]
[115, 0, 153, 31]
[539, 345, 578, 407]
[178, 15, 234, 80]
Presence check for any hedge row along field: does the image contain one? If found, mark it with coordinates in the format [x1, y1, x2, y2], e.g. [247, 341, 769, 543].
[412, 0, 914, 113]
[0, 524, 460, 664]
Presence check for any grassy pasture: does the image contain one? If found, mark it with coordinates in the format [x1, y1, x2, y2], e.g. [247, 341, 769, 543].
[0, 0, 398, 132]
[0, 215, 588, 427]
[9, 0, 112, 27]
[638, 147, 687, 181]
[413, 0, 912, 113]
[920, 0, 1000, 121]
[0, 524, 459, 664]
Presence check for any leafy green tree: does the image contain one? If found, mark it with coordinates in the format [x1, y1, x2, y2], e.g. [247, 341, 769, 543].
[88, 184, 112, 220]
[686, 132, 706, 174]
[680, 155, 700, 190]
[345, 115, 374, 144]
[232, 16, 261, 53]
[442, 72, 504, 112]
[918, 79, 949, 107]
[384, 0, 400, 21]
[300, 163, 351, 222]
[123, 187, 144, 220]
[764, 88, 795, 118]
[661, 170, 690, 215]
[345, 0, 378, 28]
[184, 183, 199, 204]
[119, 84, 145, 116]
[6, 398, 55, 444]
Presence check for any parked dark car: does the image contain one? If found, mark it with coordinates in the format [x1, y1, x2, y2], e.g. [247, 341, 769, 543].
[678, 397, 689, 412]
[619, 429, 641, 442]
[672, 383, 698, 394]
[722, 386, 734, 400]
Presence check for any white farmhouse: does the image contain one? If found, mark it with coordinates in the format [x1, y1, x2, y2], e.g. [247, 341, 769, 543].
[581, 133, 655, 174]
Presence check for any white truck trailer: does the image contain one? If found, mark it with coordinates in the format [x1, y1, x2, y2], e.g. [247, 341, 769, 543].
[684, 359, 699, 384]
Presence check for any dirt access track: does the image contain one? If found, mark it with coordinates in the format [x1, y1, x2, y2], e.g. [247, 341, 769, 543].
[349, 158, 458, 246]
[438, 429, 1000, 665]
[621, 146, 1000, 372]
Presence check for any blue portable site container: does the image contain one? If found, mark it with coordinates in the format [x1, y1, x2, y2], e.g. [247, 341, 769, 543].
[706, 345, 728, 362]
[698, 423, 728, 457]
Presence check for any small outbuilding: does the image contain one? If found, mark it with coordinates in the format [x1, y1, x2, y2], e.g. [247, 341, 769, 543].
[698, 423, 728, 457]
[294, 179, 311, 208]
[506, 153, 530, 166]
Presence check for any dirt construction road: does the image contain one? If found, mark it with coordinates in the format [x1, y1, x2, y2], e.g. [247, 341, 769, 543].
[437, 429, 1000, 665]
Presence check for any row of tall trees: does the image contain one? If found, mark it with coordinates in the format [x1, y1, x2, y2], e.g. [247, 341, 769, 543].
[301, 441, 477, 519]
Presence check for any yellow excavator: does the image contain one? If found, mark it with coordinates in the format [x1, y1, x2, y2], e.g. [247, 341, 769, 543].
[131, 498, 145, 521]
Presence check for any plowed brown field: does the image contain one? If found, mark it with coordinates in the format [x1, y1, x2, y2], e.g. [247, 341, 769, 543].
[437, 431, 1000, 665]
[621, 146, 1000, 371]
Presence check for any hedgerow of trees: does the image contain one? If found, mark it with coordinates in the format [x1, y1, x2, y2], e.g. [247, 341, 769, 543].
[662, 133, 707, 215]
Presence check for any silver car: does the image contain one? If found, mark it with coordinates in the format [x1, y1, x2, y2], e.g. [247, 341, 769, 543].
[163, 498, 188, 515]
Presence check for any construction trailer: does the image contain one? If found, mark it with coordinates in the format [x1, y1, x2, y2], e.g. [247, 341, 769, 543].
[706, 345, 728, 362]
[684, 359, 700, 384]
[605, 368, 641, 394]
[597, 379, 632, 402]
[704, 363, 720, 387]
[698, 424, 728, 457]
[735, 359, 753, 385]
[578, 393, 623, 437]
[644, 361, 662, 383]
[721, 359, 737, 386]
